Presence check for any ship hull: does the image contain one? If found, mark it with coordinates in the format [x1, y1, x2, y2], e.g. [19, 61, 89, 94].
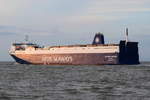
[10, 53, 119, 65]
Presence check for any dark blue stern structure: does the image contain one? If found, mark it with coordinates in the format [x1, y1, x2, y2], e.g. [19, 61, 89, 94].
[119, 28, 139, 64]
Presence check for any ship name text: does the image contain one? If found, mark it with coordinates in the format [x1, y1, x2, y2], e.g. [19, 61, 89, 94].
[42, 56, 73, 64]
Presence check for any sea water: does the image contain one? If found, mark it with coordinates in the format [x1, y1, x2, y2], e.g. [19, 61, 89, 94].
[0, 62, 150, 100]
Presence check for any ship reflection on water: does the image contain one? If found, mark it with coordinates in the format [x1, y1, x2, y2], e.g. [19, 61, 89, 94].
[0, 62, 150, 100]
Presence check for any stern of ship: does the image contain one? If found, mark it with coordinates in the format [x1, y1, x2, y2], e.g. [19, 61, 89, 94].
[119, 41, 140, 64]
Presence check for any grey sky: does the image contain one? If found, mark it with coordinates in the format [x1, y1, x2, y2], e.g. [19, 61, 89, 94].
[0, 0, 150, 61]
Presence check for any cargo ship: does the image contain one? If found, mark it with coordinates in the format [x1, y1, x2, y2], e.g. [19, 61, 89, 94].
[9, 28, 140, 65]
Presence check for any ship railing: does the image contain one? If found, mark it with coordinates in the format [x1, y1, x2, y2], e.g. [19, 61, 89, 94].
[45, 44, 119, 49]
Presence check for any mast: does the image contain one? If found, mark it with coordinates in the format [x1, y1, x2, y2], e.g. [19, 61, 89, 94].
[126, 28, 129, 43]
[25, 35, 29, 43]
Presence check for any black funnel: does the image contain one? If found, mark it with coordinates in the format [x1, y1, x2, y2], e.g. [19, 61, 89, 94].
[92, 33, 105, 45]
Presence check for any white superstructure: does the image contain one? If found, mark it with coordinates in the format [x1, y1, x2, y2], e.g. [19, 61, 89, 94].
[10, 44, 119, 55]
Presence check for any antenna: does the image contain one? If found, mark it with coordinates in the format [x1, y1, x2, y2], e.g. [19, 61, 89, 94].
[126, 28, 129, 42]
[25, 35, 29, 43]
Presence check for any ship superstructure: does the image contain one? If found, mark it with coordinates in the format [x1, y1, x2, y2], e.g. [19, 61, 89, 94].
[9, 29, 140, 65]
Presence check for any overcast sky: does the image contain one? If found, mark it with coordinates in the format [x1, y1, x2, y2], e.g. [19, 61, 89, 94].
[0, 0, 150, 61]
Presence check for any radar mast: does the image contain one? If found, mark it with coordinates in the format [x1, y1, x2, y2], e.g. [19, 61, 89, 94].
[126, 28, 129, 42]
[25, 35, 29, 43]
